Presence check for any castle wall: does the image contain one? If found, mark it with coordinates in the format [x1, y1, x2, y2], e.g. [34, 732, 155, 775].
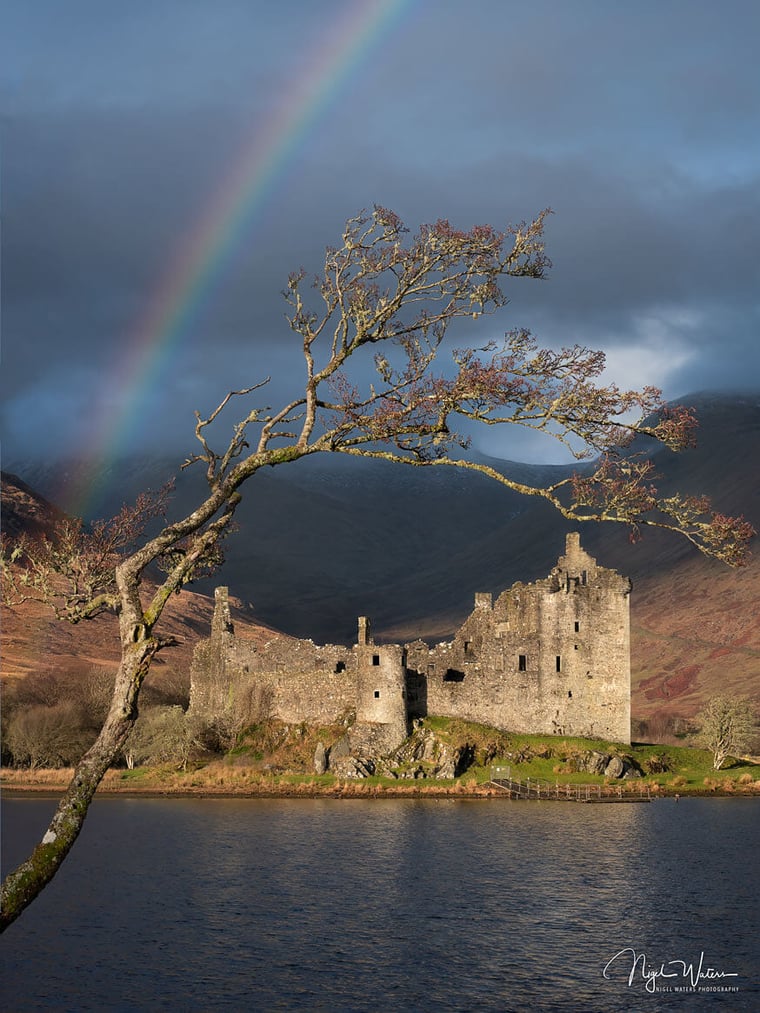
[410, 534, 631, 741]
[190, 535, 631, 747]
[236, 638, 358, 725]
[189, 589, 359, 728]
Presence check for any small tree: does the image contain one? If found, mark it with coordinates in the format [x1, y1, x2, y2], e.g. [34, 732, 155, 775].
[697, 695, 756, 770]
[1, 206, 754, 930]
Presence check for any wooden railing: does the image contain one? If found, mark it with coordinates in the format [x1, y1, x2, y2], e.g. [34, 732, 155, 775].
[489, 766, 651, 802]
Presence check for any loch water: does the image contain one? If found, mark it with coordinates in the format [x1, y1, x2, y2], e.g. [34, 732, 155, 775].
[1, 796, 757, 1012]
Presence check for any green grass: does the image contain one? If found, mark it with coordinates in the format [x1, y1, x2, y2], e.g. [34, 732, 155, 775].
[270, 773, 336, 787]
[415, 719, 759, 792]
[118, 767, 151, 781]
[107, 718, 758, 795]
[489, 736, 757, 790]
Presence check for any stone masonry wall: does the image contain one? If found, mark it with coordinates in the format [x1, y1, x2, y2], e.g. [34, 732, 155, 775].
[189, 534, 632, 746]
[189, 588, 359, 728]
[409, 534, 631, 741]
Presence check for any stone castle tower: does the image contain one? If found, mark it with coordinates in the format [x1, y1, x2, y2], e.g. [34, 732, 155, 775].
[189, 533, 632, 746]
[353, 616, 409, 752]
[405, 532, 631, 741]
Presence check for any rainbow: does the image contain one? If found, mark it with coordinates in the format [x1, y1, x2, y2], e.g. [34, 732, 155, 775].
[72, 0, 410, 518]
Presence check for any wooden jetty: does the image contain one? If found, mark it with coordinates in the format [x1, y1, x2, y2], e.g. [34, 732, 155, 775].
[489, 766, 652, 803]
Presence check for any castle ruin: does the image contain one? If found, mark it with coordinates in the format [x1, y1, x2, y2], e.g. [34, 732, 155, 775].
[189, 533, 632, 747]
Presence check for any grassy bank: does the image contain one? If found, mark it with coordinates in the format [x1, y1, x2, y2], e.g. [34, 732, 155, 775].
[3, 722, 759, 797]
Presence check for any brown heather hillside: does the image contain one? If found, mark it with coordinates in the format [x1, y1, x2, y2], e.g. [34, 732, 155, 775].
[631, 554, 760, 724]
[0, 474, 289, 693]
[0, 584, 286, 687]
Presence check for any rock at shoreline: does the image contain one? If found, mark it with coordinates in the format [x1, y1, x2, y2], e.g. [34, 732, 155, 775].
[314, 742, 328, 775]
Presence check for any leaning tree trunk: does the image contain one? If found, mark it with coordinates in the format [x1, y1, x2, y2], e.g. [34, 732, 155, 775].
[0, 638, 155, 932]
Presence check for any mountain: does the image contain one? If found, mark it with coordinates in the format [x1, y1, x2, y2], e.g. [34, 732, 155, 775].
[0, 472, 66, 541]
[4, 391, 759, 729]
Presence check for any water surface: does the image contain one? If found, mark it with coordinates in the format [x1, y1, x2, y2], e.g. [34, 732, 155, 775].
[1, 797, 757, 1011]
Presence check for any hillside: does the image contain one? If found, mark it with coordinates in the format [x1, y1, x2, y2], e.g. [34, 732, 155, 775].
[632, 554, 760, 725]
[3, 391, 759, 729]
[0, 473, 289, 693]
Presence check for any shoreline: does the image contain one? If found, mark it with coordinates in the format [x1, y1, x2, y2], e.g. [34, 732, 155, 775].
[1, 781, 496, 800]
[3, 781, 758, 801]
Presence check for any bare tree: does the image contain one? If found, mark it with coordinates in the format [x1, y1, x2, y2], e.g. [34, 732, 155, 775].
[1, 207, 754, 930]
[4, 702, 94, 770]
[2, 667, 116, 768]
[123, 706, 201, 772]
[697, 695, 756, 770]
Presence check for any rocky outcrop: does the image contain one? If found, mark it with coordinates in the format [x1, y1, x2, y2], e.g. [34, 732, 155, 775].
[324, 724, 473, 780]
[567, 750, 642, 779]
[329, 755, 377, 778]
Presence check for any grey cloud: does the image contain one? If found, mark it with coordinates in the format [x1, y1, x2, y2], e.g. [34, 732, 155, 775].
[2, 0, 758, 462]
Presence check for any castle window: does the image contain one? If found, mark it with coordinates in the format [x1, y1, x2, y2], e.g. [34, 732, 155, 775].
[443, 668, 465, 683]
[464, 640, 474, 657]
[372, 654, 380, 666]
[374, 690, 380, 698]
[335, 660, 346, 673]
[518, 654, 527, 672]
[568, 691, 573, 698]
[574, 621, 580, 633]
[581, 571, 587, 585]
[556, 656, 561, 672]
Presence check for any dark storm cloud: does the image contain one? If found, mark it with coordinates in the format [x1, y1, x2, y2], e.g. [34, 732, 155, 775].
[1, 0, 758, 462]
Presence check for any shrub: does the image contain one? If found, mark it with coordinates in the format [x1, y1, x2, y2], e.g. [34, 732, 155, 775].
[644, 752, 672, 774]
[4, 701, 95, 768]
[123, 706, 202, 770]
[696, 695, 756, 770]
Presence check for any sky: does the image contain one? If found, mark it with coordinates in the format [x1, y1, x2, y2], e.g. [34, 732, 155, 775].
[2, 0, 759, 472]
